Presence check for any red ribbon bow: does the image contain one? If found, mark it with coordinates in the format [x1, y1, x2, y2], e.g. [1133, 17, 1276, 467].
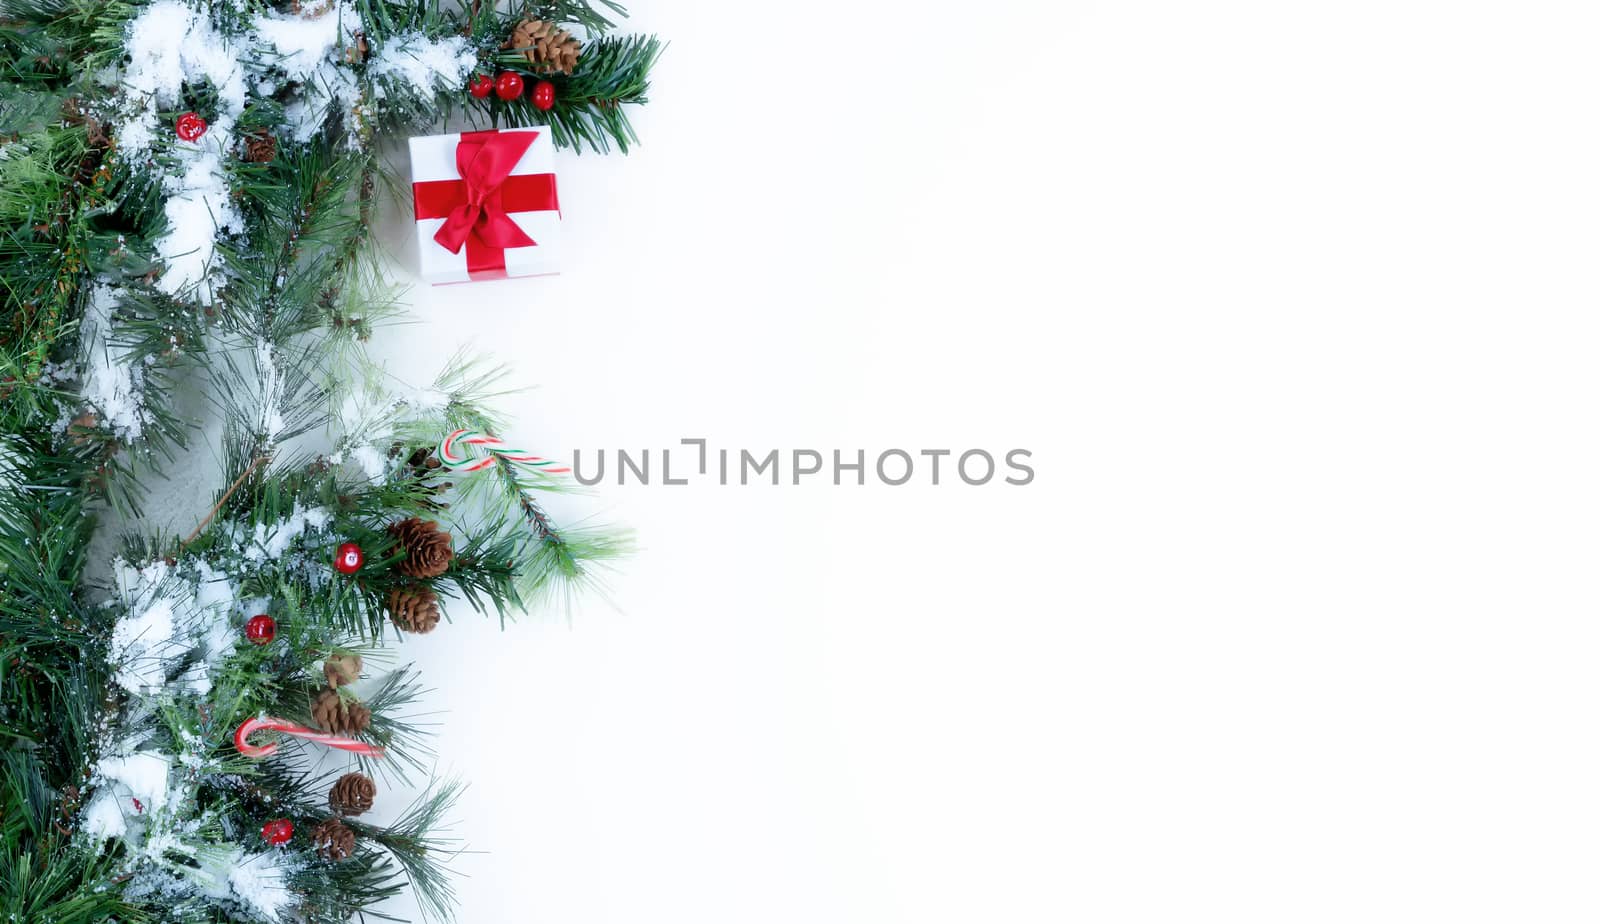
[413, 130, 559, 280]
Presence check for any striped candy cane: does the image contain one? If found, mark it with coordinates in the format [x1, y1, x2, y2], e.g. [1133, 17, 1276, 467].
[233, 716, 386, 759]
[436, 428, 570, 475]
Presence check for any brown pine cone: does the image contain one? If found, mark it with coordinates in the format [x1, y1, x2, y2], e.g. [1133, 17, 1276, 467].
[312, 817, 356, 861]
[323, 653, 362, 688]
[344, 31, 368, 64]
[328, 772, 376, 816]
[387, 585, 441, 634]
[244, 130, 277, 163]
[405, 446, 444, 474]
[399, 447, 451, 509]
[62, 99, 108, 148]
[387, 517, 453, 578]
[85, 118, 109, 150]
[67, 412, 98, 445]
[507, 18, 581, 74]
[310, 688, 371, 736]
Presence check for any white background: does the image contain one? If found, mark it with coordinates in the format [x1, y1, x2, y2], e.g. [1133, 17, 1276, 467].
[364, 2, 1600, 921]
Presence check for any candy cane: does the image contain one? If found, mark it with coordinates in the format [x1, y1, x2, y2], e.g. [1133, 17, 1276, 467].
[233, 716, 386, 759]
[436, 428, 570, 475]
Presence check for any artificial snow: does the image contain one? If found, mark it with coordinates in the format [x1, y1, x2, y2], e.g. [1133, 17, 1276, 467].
[348, 444, 389, 480]
[108, 557, 243, 696]
[118, 0, 250, 303]
[156, 140, 245, 305]
[81, 788, 129, 839]
[281, 63, 362, 145]
[108, 559, 181, 693]
[78, 284, 149, 441]
[253, 1, 364, 144]
[99, 752, 174, 814]
[253, 338, 287, 443]
[183, 561, 239, 695]
[110, 596, 177, 693]
[113, 0, 483, 305]
[82, 751, 174, 840]
[121, 2, 246, 125]
[368, 31, 476, 99]
[251, 1, 363, 80]
[238, 504, 333, 563]
[119, 843, 300, 920]
[336, 387, 396, 447]
[227, 850, 297, 920]
[118, 1, 247, 154]
[403, 385, 450, 412]
[0, 438, 20, 528]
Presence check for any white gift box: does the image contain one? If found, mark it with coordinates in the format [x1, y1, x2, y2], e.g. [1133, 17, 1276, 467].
[408, 127, 562, 285]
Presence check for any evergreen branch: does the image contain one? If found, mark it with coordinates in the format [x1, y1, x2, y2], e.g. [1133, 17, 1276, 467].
[0, 0, 655, 915]
[183, 451, 270, 545]
[349, 778, 463, 923]
[486, 32, 663, 152]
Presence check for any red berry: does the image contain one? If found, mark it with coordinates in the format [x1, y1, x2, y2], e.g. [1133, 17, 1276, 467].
[262, 818, 294, 845]
[468, 73, 494, 99]
[334, 542, 364, 574]
[175, 111, 207, 142]
[494, 71, 524, 101]
[531, 80, 556, 111]
[245, 614, 276, 644]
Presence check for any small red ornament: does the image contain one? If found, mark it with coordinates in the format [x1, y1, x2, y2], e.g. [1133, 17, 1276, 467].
[531, 80, 556, 111]
[494, 71, 524, 101]
[245, 614, 276, 644]
[132, 797, 144, 814]
[468, 73, 494, 99]
[334, 542, 364, 574]
[175, 111, 207, 142]
[262, 818, 294, 845]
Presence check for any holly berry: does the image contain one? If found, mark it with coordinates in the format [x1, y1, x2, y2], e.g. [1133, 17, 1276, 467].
[494, 71, 524, 101]
[468, 73, 494, 99]
[531, 80, 556, 111]
[175, 111, 207, 142]
[245, 614, 276, 644]
[334, 542, 364, 574]
[132, 797, 144, 814]
[262, 818, 294, 846]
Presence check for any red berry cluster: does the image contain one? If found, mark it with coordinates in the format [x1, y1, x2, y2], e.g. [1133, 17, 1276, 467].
[468, 73, 556, 111]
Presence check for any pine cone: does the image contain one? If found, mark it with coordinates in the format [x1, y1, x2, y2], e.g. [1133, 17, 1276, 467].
[399, 446, 451, 509]
[62, 98, 109, 148]
[85, 118, 109, 150]
[312, 817, 356, 861]
[344, 31, 368, 64]
[310, 688, 371, 736]
[387, 585, 441, 634]
[323, 652, 362, 688]
[387, 517, 453, 578]
[328, 772, 376, 816]
[405, 446, 444, 475]
[244, 130, 277, 163]
[507, 18, 581, 74]
[67, 412, 98, 445]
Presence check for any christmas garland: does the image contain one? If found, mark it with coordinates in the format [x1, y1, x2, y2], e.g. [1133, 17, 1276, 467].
[0, 0, 656, 919]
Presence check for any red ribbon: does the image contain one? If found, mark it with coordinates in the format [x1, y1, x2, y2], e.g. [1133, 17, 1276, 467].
[413, 130, 559, 281]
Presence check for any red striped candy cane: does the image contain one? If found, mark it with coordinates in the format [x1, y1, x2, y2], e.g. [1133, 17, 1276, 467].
[436, 428, 570, 475]
[233, 716, 386, 759]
